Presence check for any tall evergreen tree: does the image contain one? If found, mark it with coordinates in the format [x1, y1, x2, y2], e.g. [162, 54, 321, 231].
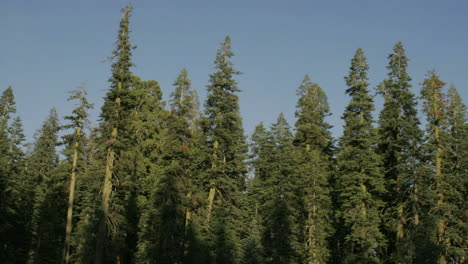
[264, 113, 301, 264]
[442, 85, 468, 263]
[131, 77, 189, 264]
[27, 108, 64, 264]
[294, 75, 334, 264]
[61, 86, 92, 264]
[169, 70, 208, 263]
[0, 86, 18, 262]
[95, 4, 137, 263]
[420, 71, 467, 264]
[4, 116, 29, 263]
[377, 42, 424, 263]
[170, 68, 199, 127]
[71, 127, 103, 263]
[201, 35, 248, 263]
[336, 48, 386, 263]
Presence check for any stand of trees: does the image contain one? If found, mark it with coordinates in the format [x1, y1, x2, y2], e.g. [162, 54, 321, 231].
[1, 5, 466, 264]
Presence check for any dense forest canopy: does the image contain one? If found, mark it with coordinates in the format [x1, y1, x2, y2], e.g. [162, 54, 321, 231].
[1, 4, 467, 264]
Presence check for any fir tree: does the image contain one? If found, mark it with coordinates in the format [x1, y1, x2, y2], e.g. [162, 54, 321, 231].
[250, 115, 301, 264]
[4, 116, 29, 262]
[336, 48, 386, 263]
[131, 77, 189, 263]
[443, 85, 468, 263]
[420, 71, 466, 264]
[201, 35, 248, 263]
[95, 4, 137, 263]
[60, 86, 92, 264]
[27, 108, 64, 264]
[264, 113, 301, 264]
[71, 128, 103, 263]
[377, 42, 424, 263]
[0, 87, 28, 263]
[170, 68, 199, 127]
[0, 86, 17, 262]
[294, 75, 334, 264]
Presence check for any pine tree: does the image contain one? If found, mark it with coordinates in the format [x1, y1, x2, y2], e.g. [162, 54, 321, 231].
[264, 113, 301, 264]
[443, 85, 468, 263]
[61, 86, 92, 264]
[95, 4, 137, 263]
[249, 115, 301, 264]
[131, 77, 189, 263]
[170, 68, 199, 127]
[294, 75, 334, 264]
[71, 127, 103, 263]
[336, 48, 386, 263]
[201, 35, 248, 263]
[5, 116, 29, 262]
[27, 108, 64, 264]
[0, 86, 17, 262]
[0, 87, 29, 263]
[377, 42, 424, 263]
[168, 70, 208, 263]
[420, 71, 466, 264]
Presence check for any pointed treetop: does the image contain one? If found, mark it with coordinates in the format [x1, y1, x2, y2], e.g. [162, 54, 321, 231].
[386, 41, 411, 84]
[446, 84, 466, 120]
[0, 86, 16, 120]
[345, 48, 370, 96]
[212, 35, 240, 78]
[271, 113, 292, 141]
[421, 70, 446, 122]
[296, 74, 312, 97]
[296, 74, 329, 115]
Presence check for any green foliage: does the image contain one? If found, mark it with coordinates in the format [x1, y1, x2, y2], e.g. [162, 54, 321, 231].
[170, 68, 200, 127]
[336, 48, 386, 262]
[421, 73, 467, 263]
[377, 42, 425, 263]
[2, 7, 468, 264]
[27, 108, 65, 264]
[294, 75, 334, 263]
[94, 5, 140, 262]
[200, 35, 248, 263]
[0, 87, 29, 263]
[250, 115, 302, 263]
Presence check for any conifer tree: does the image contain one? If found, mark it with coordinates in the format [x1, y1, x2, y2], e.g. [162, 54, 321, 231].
[264, 113, 301, 264]
[95, 4, 137, 263]
[0, 86, 17, 261]
[27, 108, 64, 264]
[71, 128, 103, 263]
[4, 116, 29, 262]
[170, 68, 199, 127]
[61, 86, 92, 264]
[336, 48, 386, 263]
[420, 71, 466, 264]
[169, 70, 207, 263]
[250, 116, 301, 264]
[0, 87, 28, 262]
[201, 35, 248, 263]
[294, 75, 334, 264]
[377, 42, 424, 263]
[131, 77, 188, 263]
[443, 85, 468, 263]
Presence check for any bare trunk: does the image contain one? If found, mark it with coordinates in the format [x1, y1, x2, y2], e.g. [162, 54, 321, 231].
[97, 79, 121, 262]
[207, 182, 216, 222]
[207, 140, 219, 222]
[62, 126, 81, 264]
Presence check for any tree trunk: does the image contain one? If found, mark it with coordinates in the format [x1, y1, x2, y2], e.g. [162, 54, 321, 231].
[62, 126, 81, 264]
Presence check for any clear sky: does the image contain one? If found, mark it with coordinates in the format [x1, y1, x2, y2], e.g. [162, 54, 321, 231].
[1, 0, 467, 142]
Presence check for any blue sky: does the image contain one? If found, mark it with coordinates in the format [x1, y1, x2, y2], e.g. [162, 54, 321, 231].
[1, 0, 467, 142]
